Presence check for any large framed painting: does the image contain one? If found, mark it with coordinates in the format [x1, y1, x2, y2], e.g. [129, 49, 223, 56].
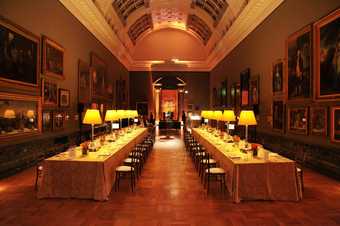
[78, 60, 91, 103]
[286, 25, 312, 101]
[0, 16, 40, 90]
[220, 80, 227, 107]
[272, 100, 284, 132]
[310, 106, 327, 136]
[250, 75, 259, 106]
[240, 68, 250, 106]
[230, 84, 236, 107]
[314, 8, 340, 100]
[331, 106, 340, 143]
[90, 52, 107, 100]
[288, 106, 308, 135]
[42, 36, 64, 79]
[59, 88, 70, 108]
[235, 83, 241, 108]
[42, 79, 58, 107]
[272, 59, 284, 96]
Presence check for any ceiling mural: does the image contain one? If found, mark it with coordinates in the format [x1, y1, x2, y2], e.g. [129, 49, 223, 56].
[60, 0, 284, 71]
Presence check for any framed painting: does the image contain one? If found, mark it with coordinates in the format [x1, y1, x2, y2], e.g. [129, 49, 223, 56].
[272, 59, 284, 96]
[42, 79, 58, 107]
[220, 80, 227, 107]
[59, 89, 70, 108]
[310, 106, 327, 136]
[331, 106, 340, 143]
[53, 111, 64, 131]
[0, 16, 40, 90]
[314, 8, 340, 100]
[288, 106, 308, 135]
[230, 84, 236, 107]
[250, 76, 259, 106]
[286, 25, 312, 101]
[235, 83, 241, 108]
[272, 100, 284, 132]
[42, 110, 53, 132]
[42, 36, 64, 79]
[78, 60, 91, 103]
[240, 68, 250, 106]
[90, 52, 107, 100]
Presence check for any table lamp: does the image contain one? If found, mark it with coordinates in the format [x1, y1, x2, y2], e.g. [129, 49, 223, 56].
[116, 110, 125, 128]
[238, 110, 257, 143]
[105, 110, 117, 133]
[83, 109, 102, 141]
[213, 111, 222, 129]
[222, 110, 236, 134]
[4, 109, 16, 119]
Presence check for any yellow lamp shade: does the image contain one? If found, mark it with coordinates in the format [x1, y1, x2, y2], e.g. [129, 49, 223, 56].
[26, 110, 35, 119]
[133, 110, 138, 117]
[127, 110, 134, 118]
[201, 110, 206, 118]
[116, 110, 125, 119]
[222, 110, 236, 122]
[4, 109, 16, 119]
[206, 110, 213, 119]
[238, 110, 257, 126]
[83, 109, 102, 125]
[213, 111, 222, 121]
[105, 110, 117, 121]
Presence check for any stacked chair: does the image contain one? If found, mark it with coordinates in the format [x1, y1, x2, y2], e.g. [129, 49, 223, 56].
[184, 131, 227, 194]
[114, 134, 154, 192]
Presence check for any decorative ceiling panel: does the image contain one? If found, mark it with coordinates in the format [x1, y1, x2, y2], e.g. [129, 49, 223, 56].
[112, 0, 150, 25]
[187, 14, 212, 45]
[128, 14, 153, 44]
[152, 8, 187, 30]
[191, 0, 228, 27]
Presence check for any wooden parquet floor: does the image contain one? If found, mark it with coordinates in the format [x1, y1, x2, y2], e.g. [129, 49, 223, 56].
[0, 133, 339, 226]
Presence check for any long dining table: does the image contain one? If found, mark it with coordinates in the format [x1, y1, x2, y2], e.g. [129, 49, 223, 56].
[38, 128, 148, 201]
[192, 128, 302, 203]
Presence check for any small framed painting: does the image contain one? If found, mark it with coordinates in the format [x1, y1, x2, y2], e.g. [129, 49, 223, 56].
[42, 36, 64, 79]
[331, 106, 340, 143]
[240, 68, 250, 106]
[42, 111, 53, 132]
[42, 79, 58, 107]
[53, 111, 64, 131]
[314, 8, 340, 100]
[288, 106, 308, 135]
[273, 100, 284, 132]
[59, 88, 70, 108]
[90, 52, 106, 100]
[310, 106, 327, 136]
[272, 59, 284, 96]
[286, 25, 312, 101]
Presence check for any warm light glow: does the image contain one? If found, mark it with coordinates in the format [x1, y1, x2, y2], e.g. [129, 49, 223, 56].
[238, 110, 257, 125]
[213, 110, 223, 121]
[4, 109, 16, 119]
[83, 109, 102, 125]
[104, 110, 117, 122]
[116, 110, 125, 119]
[222, 110, 236, 122]
[26, 110, 35, 119]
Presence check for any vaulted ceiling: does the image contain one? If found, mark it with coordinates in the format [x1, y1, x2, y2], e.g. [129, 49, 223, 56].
[59, 0, 284, 71]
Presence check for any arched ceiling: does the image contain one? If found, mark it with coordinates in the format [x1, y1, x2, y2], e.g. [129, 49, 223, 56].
[59, 0, 284, 71]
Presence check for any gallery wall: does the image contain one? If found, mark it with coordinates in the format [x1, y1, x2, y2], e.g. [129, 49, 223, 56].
[210, 0, 340, 178]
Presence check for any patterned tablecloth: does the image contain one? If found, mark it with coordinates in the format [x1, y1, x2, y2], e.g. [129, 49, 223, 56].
[192, 128, 302, 203]
[38, 128, 148, 201]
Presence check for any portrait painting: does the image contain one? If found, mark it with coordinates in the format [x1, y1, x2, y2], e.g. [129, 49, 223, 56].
[314, 9, 340, 100]
[272, 59, 284, 95]
[240, 68, 250, 106]
[288, 106, 308, 135]
[53, 111, 64, 131]
[42, 111, 53, 132]
[42, 79, 58, 106]
[78, 60, 91, 103]
[250, 76, 259, 106]
[331, 106, 340, 143]
[310, 107, 327, 136]
[59, 89, 70, 108]
[0, 17, 39, 88]
[42, 36, 64, 79]
[286, 26, 312, 101]
[273, 100, 284, 132]
[90, 52, 106, 100]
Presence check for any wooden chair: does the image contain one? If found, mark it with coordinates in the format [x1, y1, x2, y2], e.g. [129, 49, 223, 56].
[115, 152, 137, 192]
[204, 155, 227, 194]
[295, 145, 307, 192]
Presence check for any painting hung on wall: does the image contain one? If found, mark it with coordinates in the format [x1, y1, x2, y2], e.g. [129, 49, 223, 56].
[220, 80, 227, 107]
[272, 100, 284, 132]
[288, 106, 308, 135]
[310, 106, 327, 136]
[78, 60, 91, 103]
[0, 17, 39, 88]
[272, 59, 284, 95]
[235, 83, 241, 108]
[42, 36, 64, 79]
[240, 68, 250, 106]
[286, 25, 312, 101]
[314, 9, 340, 100]
[54, 111, 64, 131]
[90, 52, 106, 100]
[59, 89, 70, 108]
[331, 106, 340, 143]
[230, 84, 236, 107]
[42, 79, 58, 107]
[42, 111, 53, 132]
[249, 76, 259, 106]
